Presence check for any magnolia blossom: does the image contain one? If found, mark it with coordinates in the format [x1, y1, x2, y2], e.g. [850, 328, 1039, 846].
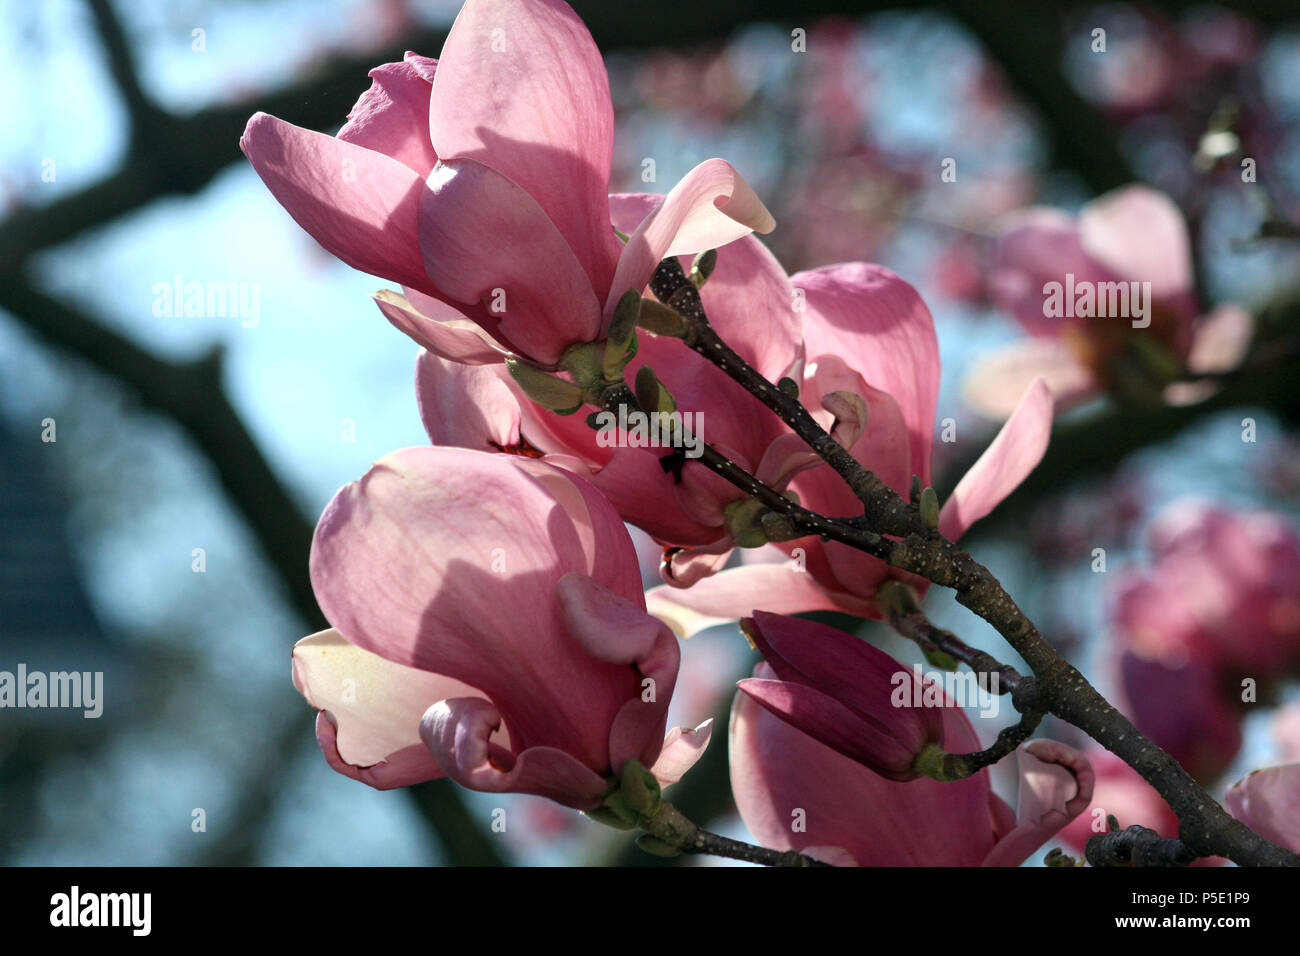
[1111, 649, 1243, 782]
[1103, 501, 1300, 783]
[415, 201, 803, 560]
[1225, 763, 1300, 853]
[292, 447, 709, 808]
[1111, 499, 1300, 680]
[968, 185, 1253, 417]
[731, 668, 1094, 865]
[735, 612, 943, 781]
[241, 0, 772, 366]
[645, 264, 1055, 635]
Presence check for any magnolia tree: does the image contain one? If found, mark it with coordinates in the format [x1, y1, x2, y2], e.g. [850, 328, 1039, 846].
[242, 0, 1299, 866]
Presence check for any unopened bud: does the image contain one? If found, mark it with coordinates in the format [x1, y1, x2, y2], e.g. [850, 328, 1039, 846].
[637, 298, 690, 338]
[777, 377, 799, 398]
[635, 365, 676, 416]
[619, 759, 661, 816]
[583, 804, 638, 830]
[724, 498, 770, 549]
[919, 486, 940, 530]
[690, 249, 718, 287]
[558, 342, 604, 391]
[506, 358, 584, 414]
[636, 834, 681, 857]
[603, 290, 641, 380]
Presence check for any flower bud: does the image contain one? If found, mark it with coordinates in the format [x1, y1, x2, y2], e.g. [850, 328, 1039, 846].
[737, 612, 946, 781]
[636, 298, 690, 338]
[603, 290, 642, 380]
[690, 248, 718, 287]
[506, 358, 584, 414]
[619, 758, 662, 816]
[919, 486, 940, 530]
[634, 365, 676, 417]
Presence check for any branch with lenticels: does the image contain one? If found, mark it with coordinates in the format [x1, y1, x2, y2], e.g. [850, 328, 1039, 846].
[618, 253, 1300, 867]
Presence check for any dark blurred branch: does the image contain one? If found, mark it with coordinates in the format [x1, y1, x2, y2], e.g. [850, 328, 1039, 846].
[945, 1, 1134, 193]
[6, 0, 1297, 868]
[0, 272, 504, 866]
[0, 277, 319, 622]
[84, 0, 156, 133]
[4, 0, 1184, 267]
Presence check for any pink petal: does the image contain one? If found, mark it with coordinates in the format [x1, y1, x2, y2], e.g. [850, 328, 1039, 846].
[793, 263, 940, 485]
[660, 540, 735, 589]
[606, 159, 774, 320]
[729, 668, 995, 866]
[939, 377, 1053, 541]
[313, 712, 442, 790]
[1186, 303, 1254, 375]
[645, 564, 876, 639]
[419, 158, 602, 363]
[310, 448, 642, 769]
[981, 740, 1095, 866]
[337, 53, 440, 176]
[373, 289, 508, 365]
[754, 433, 822, 490]
[694, 229, 800, 383]
[745, 610, 944, 754]
[414, 350, 520, 450]
[650, 720, 714, 788]
[963, 339, 1096, 420]
[556, 572, 680, 771]
[420, 696, 610, 809]
[584, 448, 723, 546]
[823, 389, 870, 450]
[990, 207, 1113, 337]
[1225, 763, 1300, 852]
[428, 0, 621, 298]
[293, 628, 490, 789]
[1079, 185, 1194, 300]
[737, 677, 919, 779]
[241, 112, 430, 293]
[787, 358, 913, 600]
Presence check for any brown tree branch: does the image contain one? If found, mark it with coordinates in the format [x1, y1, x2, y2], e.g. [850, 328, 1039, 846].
[631, 256, 1300, 866]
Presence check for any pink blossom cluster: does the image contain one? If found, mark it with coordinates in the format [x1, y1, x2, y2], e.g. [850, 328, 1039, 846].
[241, 0, 1296, 863]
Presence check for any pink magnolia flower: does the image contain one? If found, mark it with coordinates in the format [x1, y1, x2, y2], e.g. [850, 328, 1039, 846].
[1225, 763, 1300, 852]
[731, 669, 1094, 865]
[414, 202, 803, 560]
[645, 264, 1055, 634]
[968, 185, 1253, 417]
[240, 0, 772, 366]
[735, 612, 943, 781]
[1111, 649, 1243, 782]
[291, 446, 710, 808]
[1111, 499, 1300, 680]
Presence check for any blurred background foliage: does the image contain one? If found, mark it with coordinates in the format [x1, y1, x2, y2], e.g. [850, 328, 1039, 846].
[1, 0, 1299, 865]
